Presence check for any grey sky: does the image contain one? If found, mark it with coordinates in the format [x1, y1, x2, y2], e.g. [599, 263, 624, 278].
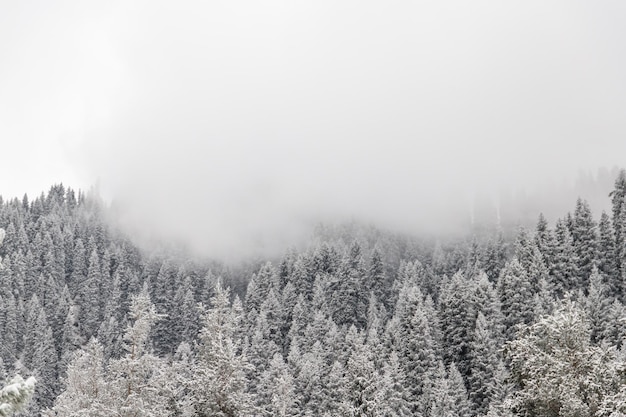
[2, 1, 626, 258]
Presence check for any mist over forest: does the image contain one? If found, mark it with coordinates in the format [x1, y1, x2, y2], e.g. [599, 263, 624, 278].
[3, 1, 626, 416]
[0, 171, 625, 416]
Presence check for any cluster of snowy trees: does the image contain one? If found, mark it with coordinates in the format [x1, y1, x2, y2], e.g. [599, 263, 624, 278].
[3, 172, 626, 415]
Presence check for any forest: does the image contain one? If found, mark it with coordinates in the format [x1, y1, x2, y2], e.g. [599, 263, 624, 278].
[2, 171, 626, 416]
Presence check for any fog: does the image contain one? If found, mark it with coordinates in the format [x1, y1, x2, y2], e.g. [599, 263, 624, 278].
[2, 1, 626, 259]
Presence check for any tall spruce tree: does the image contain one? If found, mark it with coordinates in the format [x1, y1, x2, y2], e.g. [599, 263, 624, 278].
[572, 198, 598, 286]
[193, 282, 252, 417]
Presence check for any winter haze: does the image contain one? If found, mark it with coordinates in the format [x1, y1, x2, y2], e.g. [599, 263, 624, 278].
[2, 1, 626, 259]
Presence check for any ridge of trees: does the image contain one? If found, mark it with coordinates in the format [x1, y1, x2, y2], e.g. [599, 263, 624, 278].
[1, 172, 626, 415]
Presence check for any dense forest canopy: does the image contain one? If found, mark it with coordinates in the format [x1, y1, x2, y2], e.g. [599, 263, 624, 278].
[2, 171, 626, 416]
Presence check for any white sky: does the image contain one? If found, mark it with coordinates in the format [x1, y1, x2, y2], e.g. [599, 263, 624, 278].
[1, 1, 626, 258]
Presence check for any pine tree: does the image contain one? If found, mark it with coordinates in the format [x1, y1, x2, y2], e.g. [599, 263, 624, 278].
[380, 351, 411, 417]
[535, 213, 554, 265]
[193, 282, 253, 417]
[425, 361, 472, 417]
[514, 227, 534, 273]
[584, 266, 614, 343]
[160, 342, 196, 417]
[330, 241, 367, 328]
[604, 299, 626, 347]
[468, 312, 500, 415]
[289, 255, 314, 301]
[69, 239, 86, 296]
[552, 219, 580, 295]
[439, 272, 476, 373]
[256, 353, 297, 417]
[482, 231, 508, 282]
[106, 285, 168, 416]
[505, 300, 622, 417]
[497, 259, 534, 340]
[572, 198, 598, 286]
[447, 363, 473, 417]
[0, 294, 18, 365]
[172, 276, 200, 345]
[319, 361, 347, 415]
[396, 298, 437, 411]
[472, 272, 505, 342]
[23, 295, 58, 412]
[0, 375, 36, 417]
[366, 248, 388, 309]
[343, 335, 386, 417]
[295, 341, 325, 415]
[59, 305, 85, 370]
[610, 169, 626, 277]
[311, 242, 339, 277]
[45, 339, 109, 416]
[152, 259, 175, 355]
[597, 211, 619, 296]
[80, 249, 102, 339]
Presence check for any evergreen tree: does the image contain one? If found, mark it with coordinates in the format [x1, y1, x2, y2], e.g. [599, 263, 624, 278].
[584, 266, 614, 343]
[439, 272, 476, 374]
[395, 297, 437, 411]
[425, 361, 472, 417]
[468, 312, 500, 415]
[0, 375, 36, 417]
[572, 198, 598, 286]
[497, 259, 534, 340]
[319, 361, 347, 415]
[482, 231, 508, 282]
[295, 341, 325, 415]
[23, 295, 58, 412]
[80, 249, 102, 339]
[535, 213, 554, 265]
[193, 282, 253, 417]
[106, 285, 168, 416]
[343, 334, 386, 417]
[597, 211, 619, 295]
[505, 301, 622, 417]
[45, 339, 109, 416]
[366, 248, 388, 309]
[330, 241, 367, 328]
[256, 353, 297, 417]
[380, 351, 411, 417]
[552, 219, 580, 295]
[610, 169, 626, 277]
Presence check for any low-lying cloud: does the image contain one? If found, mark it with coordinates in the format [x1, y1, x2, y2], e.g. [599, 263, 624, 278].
[3, 1, 626, 259]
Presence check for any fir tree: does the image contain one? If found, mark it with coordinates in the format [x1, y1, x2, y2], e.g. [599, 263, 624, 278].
[552, 218, 580, 295]
[0, 375, 36, 417]
[597, 211, 618, 295]
[439, 272, 476, 374]
[584, 266, 614, 343]
[468, 312, 500, 415]
[256, 353, 297, 417]
[505, 300, 622, 417]
[45, 339, 109, 416]
[610, 169, 626, 277]
[106, 285, 168, 416]
[572, 198, 598, 286]
[497, 259, 534, 340]
[193, 282, 253, 417]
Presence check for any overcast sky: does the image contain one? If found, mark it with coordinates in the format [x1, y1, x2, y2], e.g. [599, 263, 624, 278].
[2, 1, 626, 258]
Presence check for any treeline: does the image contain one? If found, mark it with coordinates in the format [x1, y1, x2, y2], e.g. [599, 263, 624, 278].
[2, 171, 626, 415]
